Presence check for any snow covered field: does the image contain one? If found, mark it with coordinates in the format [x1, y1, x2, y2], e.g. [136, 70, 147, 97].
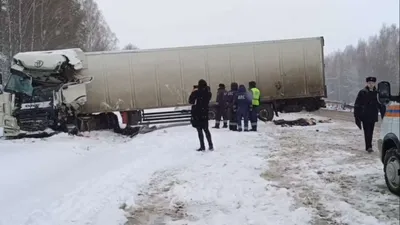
[0, 112, 398, 225]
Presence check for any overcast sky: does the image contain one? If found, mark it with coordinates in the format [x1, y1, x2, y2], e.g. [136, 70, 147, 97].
[95, 0, 399, 54]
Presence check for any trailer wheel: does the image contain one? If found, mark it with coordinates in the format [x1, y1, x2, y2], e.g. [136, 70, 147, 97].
[384, 147, 400, 196]
[208, 108, 216, 120]
[259, 104, 274, 122]
[304, 98, 320, 112]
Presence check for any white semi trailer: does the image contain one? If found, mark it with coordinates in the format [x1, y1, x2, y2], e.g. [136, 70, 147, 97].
[0, 36, 326, 137]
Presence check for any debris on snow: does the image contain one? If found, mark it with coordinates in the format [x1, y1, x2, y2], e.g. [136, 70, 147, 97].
[273, 117, 332, 127]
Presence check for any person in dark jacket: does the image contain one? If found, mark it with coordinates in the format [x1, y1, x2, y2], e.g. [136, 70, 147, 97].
[189, 79, 214, 151]
[234, 84, 252, 131]
[213, 83, 228, 128]
[354, 76, 386, 153]
[226, 82, 239, 131]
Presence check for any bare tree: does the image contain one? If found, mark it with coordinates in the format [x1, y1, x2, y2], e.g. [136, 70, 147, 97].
[122, 43, 139, 50]
[325, 23, 399, 103]
[0, 0, 123, 80]
[79, 0, 118, 51]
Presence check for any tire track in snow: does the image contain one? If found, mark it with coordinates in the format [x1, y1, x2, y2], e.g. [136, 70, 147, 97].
[260, 115, 399, 225]
[122, 169, 189, 225]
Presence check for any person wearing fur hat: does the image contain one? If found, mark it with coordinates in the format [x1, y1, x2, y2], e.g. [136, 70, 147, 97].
[354, 76, 386, 153]
[189, 79, 214, 151]
[213, 83, 228, 129]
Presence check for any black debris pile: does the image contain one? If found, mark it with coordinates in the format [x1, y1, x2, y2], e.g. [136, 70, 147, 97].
[273, 118, 332, 127]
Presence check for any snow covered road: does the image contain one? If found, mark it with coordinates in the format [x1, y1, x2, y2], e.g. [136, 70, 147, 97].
[0, 112, 398, 225]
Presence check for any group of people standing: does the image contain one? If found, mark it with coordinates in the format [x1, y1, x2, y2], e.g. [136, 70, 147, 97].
[213, 81, 261, 132]
[188, 79, 261, 151]
[189, 76, 385, 153]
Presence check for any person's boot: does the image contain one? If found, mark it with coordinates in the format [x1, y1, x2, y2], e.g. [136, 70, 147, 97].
[237, 127, 242, 132]
[197, 140, 206, 151]
[222, 122, 228, 128]
[206, 135, 213, 151]
[212, 122, 220, 129]
[244, 128, 249, 132]
[366, 147, 373, 153]
[197, 144, 205, 151]
[231, 126, 237, 131]
[251, 125, 257, 131]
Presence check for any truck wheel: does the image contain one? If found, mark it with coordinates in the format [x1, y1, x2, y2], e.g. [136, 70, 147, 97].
[304, 99, 319, 112]
[384, 147, 400, 196]
[208, 108, 216, 120]
[258, 104, 274, 122]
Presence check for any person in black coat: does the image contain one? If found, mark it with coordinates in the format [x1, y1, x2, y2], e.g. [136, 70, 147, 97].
[189, 79, 214, 151]
[354, 76, 386, 153]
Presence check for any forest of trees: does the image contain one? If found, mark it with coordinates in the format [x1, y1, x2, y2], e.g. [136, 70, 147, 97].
[0, 0, 118, 79]
[0, 3, 398, 104]
[325, 24, 399, 104]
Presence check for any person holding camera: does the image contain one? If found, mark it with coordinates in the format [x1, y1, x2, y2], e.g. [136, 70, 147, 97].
[189, 79, 214, 151]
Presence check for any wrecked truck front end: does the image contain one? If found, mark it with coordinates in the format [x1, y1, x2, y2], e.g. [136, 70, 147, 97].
[1, 48, 91, 138]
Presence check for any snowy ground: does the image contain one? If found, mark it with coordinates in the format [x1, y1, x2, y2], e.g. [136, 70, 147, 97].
[0, 112, 398, 225]
[325, 103, 353, 112]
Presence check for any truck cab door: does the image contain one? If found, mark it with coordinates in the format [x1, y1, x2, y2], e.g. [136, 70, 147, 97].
[0, 87, 20, 137]
[60, 77, 93, 110]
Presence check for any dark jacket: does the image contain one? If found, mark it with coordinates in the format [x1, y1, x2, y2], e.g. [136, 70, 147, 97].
[354, 86, 385, 122]
[189, 86, 212, 128]
[226, 83, 238, 108]
[234, 85, 252, 111]
[216, 87, 227, 107]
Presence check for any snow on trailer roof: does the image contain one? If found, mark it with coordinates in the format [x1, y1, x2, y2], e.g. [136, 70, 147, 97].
[85, 36, 324, 56]
[13, 48, 86, 70]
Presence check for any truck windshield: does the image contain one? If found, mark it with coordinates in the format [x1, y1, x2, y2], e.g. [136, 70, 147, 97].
[20, 87, 54, 103]
[4, 72, 33, 96]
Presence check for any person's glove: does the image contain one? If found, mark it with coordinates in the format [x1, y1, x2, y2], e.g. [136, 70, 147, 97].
[355, 117, 362, 130]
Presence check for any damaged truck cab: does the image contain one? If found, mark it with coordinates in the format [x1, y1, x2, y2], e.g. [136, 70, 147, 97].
[0, 49, 92, 137]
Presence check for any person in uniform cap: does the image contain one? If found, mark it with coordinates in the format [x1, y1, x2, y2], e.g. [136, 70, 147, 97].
[213, 83, 228, 128]
[354, 76, 385, 153]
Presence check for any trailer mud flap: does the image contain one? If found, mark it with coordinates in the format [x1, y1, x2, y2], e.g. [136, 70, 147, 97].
[114, 126, 142, 137]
